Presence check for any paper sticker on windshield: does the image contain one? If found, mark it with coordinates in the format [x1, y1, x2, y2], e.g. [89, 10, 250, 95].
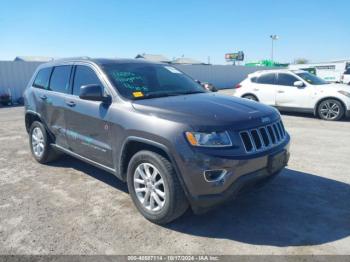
[164, 66, 182, 74]
[132, 91, 144, 98]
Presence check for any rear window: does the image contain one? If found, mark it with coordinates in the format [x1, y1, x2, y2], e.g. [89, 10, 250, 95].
[33, 68, 52, 89]
[256, 73, 276, 84]
[49, 66, 73, 94]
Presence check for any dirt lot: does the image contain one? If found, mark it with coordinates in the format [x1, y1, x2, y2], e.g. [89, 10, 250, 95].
[0, 106, 349, 255]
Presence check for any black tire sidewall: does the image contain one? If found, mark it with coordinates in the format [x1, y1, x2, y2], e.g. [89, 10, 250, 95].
[29, 121, 50, 163]
[318, 99, 344, 121]
[127, 151, 175, 223]
[243, 95, 258, 101]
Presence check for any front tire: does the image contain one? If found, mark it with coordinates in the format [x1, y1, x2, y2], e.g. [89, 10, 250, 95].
[127, 150, 189, 224]
[317, 99, 344, 121]
[29, 121, 59, 163]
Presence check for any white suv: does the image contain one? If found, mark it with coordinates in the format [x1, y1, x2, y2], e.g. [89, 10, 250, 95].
[234, 69, 350, 121]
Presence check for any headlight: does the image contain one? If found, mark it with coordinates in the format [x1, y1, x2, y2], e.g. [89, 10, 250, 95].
[185, 131, 232, 147]
[338, 90, 350, 98]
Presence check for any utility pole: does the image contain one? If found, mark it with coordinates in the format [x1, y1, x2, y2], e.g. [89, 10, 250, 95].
[270, 35, 279, 62]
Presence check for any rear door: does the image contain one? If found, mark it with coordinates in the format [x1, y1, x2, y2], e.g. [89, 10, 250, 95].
[253, 73, 277, 105]
[32, 65, 73, 148]
[275, 73, 313, 109]
[64, 64, 113, 168]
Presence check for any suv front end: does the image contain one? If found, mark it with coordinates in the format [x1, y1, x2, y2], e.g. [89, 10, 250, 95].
[171, 114, 290, 213]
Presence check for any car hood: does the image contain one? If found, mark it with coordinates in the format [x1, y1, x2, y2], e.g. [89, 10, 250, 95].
[131, 93, 280, 128]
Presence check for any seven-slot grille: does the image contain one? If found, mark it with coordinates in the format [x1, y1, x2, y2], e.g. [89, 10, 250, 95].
[239, 120, 286, 153]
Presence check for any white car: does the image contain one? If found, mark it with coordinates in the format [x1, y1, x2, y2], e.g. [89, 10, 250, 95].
[234, 69, 350, 121]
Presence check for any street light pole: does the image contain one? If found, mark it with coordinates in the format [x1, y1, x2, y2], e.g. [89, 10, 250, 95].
[270, 35, 279, 62]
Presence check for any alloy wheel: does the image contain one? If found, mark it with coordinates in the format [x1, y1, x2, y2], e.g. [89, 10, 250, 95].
[133, 163, 166, 213]
[31, 127, 45, 158]
[320, 101, 340, 120]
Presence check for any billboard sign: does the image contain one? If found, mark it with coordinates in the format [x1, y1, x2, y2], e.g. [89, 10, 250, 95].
[225, 51, 244, 61]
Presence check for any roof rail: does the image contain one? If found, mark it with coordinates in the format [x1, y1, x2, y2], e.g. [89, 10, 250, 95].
[53, 56, 91, 61]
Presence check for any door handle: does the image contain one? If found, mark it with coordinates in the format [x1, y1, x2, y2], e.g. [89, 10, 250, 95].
[277, 90, 285, 93]
[66, 101, 76, 107]
[40, 95, 47, 100]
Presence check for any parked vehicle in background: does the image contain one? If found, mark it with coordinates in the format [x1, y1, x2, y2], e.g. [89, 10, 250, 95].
[196, 80, 218, 92]
[234, 69, 350, 121]
[289, 61, 350, 83]
[24, 58, 290, 224]
[341, 68, 350, 84]
[0, 93, 12, 106]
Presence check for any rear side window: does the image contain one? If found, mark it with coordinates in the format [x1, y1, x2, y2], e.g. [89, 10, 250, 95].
[251, 77, 257, 83]
[49, 66, 72, 94]
[345, 69, 350, 75]
[33, 68, 52, 89]
[276, 73, 299, 86]
[73, 66, 102, 96]
[256, 73, 276, 84]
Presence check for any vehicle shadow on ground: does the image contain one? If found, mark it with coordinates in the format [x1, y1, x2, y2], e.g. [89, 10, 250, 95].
[167, 168, 350, 247]
[49, 154, 128, 193]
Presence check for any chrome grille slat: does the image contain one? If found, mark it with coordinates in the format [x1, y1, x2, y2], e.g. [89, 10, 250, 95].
[239, 120, 287, 154]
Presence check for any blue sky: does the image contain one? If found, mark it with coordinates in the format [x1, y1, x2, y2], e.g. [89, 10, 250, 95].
[0, 0, 349, 64]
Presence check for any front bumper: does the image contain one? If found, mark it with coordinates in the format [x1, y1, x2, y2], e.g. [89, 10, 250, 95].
[173, 135, 290, 213]
[190, 164, 286, 214]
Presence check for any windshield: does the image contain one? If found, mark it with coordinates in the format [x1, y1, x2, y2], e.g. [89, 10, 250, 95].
[102, 63, 206, 99]
[295, 71, 328, 85]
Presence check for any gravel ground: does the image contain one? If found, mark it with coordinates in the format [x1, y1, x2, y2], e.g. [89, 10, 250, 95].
[0, 105, 349, 255]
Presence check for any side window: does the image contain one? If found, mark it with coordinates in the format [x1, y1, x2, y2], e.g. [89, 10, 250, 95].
[49, 66, 72, 94]
[345, 68, 350, 75]
[33, 67, 52, 89]
[73, 66, 103, 96]
[256, 73, 276, 85]
[276, 73, 299, 86]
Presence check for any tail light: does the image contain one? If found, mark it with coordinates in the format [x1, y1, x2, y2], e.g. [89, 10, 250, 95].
[235, 84, 242, 89]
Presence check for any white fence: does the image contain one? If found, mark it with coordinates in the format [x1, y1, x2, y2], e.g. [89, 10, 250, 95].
[0, 61, 41, 102]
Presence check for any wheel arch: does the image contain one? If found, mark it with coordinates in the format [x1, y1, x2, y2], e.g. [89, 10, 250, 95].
[25, 111, 42, 133]
[314, 97, 346, 117]
[118, 136, 191, 199]
[241, 93, 259, 101]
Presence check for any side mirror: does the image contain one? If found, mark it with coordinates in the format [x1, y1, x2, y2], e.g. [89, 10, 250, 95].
[79, 84, 111, 104]
[294, 81, 305, 88]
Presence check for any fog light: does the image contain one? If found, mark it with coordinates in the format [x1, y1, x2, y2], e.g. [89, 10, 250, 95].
[204, 169, 227, 182]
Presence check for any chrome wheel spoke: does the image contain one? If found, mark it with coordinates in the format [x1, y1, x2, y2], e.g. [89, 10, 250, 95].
[133, 162, 166, 212]
[155, 188, 165, 198]
[152, 193, 164, 207]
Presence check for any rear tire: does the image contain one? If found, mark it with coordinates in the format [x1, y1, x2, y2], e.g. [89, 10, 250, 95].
[242, 94, 258, 101]
[29, 121, 60, 163]
[317, 99, 344, 121]
[127, 150, 189, 224]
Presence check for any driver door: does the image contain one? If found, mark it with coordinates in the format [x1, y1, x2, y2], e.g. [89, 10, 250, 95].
[275, 73, 313, 109]
[64, 64, 114, 168]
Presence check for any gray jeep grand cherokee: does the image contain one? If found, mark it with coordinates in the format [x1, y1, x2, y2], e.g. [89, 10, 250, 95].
[24, 58, 290, 224]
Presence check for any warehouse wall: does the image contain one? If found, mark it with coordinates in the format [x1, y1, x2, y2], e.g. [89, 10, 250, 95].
[174, 64, 269, 89]
[0, 61, 42, 102]
[0, 61, 268, 102]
